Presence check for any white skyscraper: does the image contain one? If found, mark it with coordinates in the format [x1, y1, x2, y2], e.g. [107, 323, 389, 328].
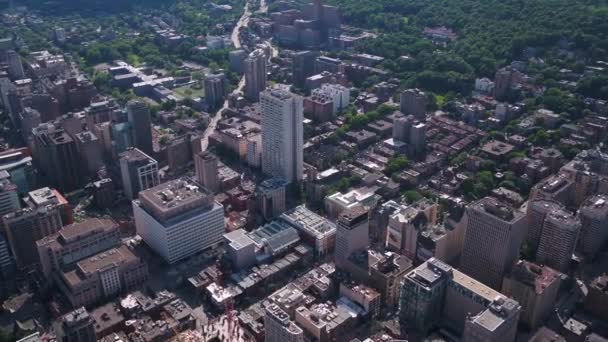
[261, 87, 304, 183]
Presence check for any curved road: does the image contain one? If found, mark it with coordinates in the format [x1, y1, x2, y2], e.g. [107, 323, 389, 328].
[200, 1, 252, 151]
[200, 0, 276, 152]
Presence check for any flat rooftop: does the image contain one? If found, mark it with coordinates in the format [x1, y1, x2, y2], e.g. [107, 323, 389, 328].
[280, 205, 336, 238]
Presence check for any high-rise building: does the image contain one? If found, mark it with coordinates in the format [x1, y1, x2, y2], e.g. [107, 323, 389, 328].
[204, 73, 227, 110]
[7, 50, 25, 80]
[127, 100, 153, 156]
[525, 200, 564, 252]
[229, 49, 247, 74]
[392, 114, 426, 159]
[261, 87, 304, 183]
[36, 218, 120, 278]
[529, 174, 573, 207]
[245, 49, 267, 102]
[0, 171, 20, 216]
[335, 206, 369, 268]
[0, 148, 36, 194]
[74, 131, 104, 176]
[194, 151, 219, 193]
[32, 124, 83, 192]
[399, 258, 521, 340]
[493, 67, 515, 101]
[257, 178, 289, 220]
[578, 194, 608, 259]
[264, 304, 304, 342]
[119, 148, 159, 200]
[3, 189, 64, 269]
[133, 178, 224, 263]
[399, 89, 426, 121]
[54, 307, 97, 342]
[502, 260, 562, 329]
[292, 51, 317, 88]
[460, 197, 526, 289]
[536, 209, 580, 273]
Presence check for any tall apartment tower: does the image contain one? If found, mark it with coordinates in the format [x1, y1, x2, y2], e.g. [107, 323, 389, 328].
[460, 197, 526, 289]
[119, 148, 159, 200]
[194, 151, 219, 193]
[204, 73, 227, 110]
[264, 304, 304, 342]
[7, 50, 25, 80]
[525, 200, 564, 252]
[245, 49, 267, 102]
[399, 89, 427, 121]
[127, 100, 153, 156]
[133, 178, 224, 263]
[292, 50, 317, 88]
[260, 87, 304, 183]
[32, 125, 83, 192]
[3, 193, 64, 269]
[257, 178, 288, 220]
[578, 194, 608, 259]
[335, 206, 369, 268]
[54, 307, 97, 342]
[536, 209, 580, 273]
[493, 67, 515, 101]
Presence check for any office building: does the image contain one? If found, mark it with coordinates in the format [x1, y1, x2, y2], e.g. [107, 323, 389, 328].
[194, 151, 219, 193]
[0, 148, 35, 194]
[324, 186, 380, 220]
[3, 188, 64, 269]
[223, 229, 257, 270]
[245, 49, 267, 102]
[294, 302, 356, 342]
[32, 124, 83, 192]
[525, 199, 564, 252]
[119, 148, 159, 200]
[257, 178, 288, 220]
[0, 233, 14, 277]
[386, 199, 437, 259]
[335, 206, 369, 268]
[54, 307, 97, 342]
[92, 178, 115, 209]
[460, 197, 526, 289]
[462, 297, 520, 342]
[74, 131, 104, 176]
[529, 174, 573, 207]
[536, 209, 580, 273]
[133, 178, 224, 263]
[339, 282, 381, 318]
[204, 73, 227, 110]
[584, 274, 608, 321]
[36, 218, 120, 278]
[265, 304, 304, 342]
[127, 100, 153, 156]
[370, 252, 413, 309]
[400, 89, 426, 121]
[7, 50, 24, 80]
[260, 87, 304, 183]
[280, 205, 336, 257]
[578, 194, 608, 259]
[0, 172, 20, 216]
[502, 260, 562, 329]
[292, 50, 317, 88]
[58, 245, 148, 308]
[399, 258, 520, 340]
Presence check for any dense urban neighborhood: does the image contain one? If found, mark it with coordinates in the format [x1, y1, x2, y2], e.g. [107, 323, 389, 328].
[0, 0, 607, 341]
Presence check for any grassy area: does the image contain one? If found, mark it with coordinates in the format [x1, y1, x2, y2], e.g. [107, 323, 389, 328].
[173, 85, 205, 99]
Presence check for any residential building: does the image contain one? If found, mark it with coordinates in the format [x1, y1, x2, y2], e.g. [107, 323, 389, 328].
[260, 87, 304, 183]
[133, 178, 224, 263]
[204, 73, 227, 110]
[536, 209, 580, 273]
[311, 83, 350, 114]
[7, 50, 24, 80]
[257, 178, 289, 220]
[400, 89, 426, 121]
[462, 297, 520, 342]
[36, 218, 120, 278]
[386, 199, 438, 259]
[74, 131, 104, 176]
[245, 49, 267, 102]
[529, 174, 573, 207]
[127, 100, 153, 156]
[292, 50, 317, 88]
[460, 197, 526, 289]
[58, 245, 148, 308]
[0, 172, 20, 216]
[339, 282, 381, 318]
[119, 148, 159, 200]
[194, 151, 220, 193]
[578, 194, 608, 259]
[584, 274, 608, 321]
[502, 261, 562, 329]
[335, 206, 369, 268]
[54, 307, 97, 342]
[370, 252, 414, 309]
[0, 148, 35, 194]
[280, 205, 336, 257]
[525, 200, 564, 252]
[265, 304, 304, 342]
[294, 302, 356, 342]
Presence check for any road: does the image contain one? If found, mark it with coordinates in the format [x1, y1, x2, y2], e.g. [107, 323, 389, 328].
[200, 1, 252, 152]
